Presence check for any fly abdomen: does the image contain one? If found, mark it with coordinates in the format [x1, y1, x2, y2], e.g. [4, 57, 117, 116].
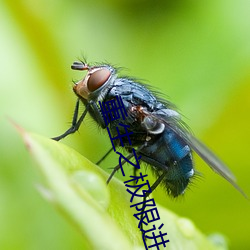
[166, 130, 191, 161]
[164, 153, 193, 197]
[163, 129, 194, 196]
[138, 128, 194, 197]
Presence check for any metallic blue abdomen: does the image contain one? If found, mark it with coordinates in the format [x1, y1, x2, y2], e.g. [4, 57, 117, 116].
[138, 128, 194, 197]
[104, 78, 194, 197]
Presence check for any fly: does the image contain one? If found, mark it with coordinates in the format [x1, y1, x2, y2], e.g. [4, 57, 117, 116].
[52, 60, 246, 198]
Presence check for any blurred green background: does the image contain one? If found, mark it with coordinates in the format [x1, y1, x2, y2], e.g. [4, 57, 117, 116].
[1, 0, 250, 249]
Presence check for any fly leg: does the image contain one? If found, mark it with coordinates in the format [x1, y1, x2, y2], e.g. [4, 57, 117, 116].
[96, 148, 113, 165]
[106, 151, 135, 184]
[106, 145, 145, 184]
[147, 171, 167, 194]
[140, 171, 168, 235]
[133, 162, 141, 185]
[52, 99, 89, 141]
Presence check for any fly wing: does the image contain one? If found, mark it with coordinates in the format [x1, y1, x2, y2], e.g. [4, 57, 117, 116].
[170, 122, 247, 198]
[150, 110, 247, 198]
[186, 133, 236, 181]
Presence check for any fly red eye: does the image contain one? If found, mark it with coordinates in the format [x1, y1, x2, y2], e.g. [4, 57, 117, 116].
[87, 68, 111, 92]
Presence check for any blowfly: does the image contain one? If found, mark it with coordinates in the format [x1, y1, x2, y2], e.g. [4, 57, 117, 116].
[52, 60, 246, 198]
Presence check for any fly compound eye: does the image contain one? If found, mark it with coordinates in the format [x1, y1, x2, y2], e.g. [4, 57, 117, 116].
[87, 68, 111, 92]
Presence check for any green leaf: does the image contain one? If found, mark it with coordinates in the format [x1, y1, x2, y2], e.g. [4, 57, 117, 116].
[19, 127, 227, 250]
